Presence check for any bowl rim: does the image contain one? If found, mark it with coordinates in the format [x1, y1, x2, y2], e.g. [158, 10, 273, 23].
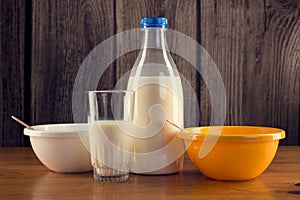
[24, 123, 88, 138]
[178, 126, 285, 142]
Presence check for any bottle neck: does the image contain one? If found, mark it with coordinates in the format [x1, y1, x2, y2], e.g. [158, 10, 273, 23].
[130, 27, 178, 79]
[141, 28, 168, 50]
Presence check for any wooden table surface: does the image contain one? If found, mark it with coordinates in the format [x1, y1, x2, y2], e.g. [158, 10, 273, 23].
[0, 147, 299, 200]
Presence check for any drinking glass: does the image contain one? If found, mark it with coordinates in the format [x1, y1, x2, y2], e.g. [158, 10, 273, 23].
[88, 90, 134, 182]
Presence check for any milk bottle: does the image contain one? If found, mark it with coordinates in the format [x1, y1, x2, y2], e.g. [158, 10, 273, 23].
[127, 17, 184, 174]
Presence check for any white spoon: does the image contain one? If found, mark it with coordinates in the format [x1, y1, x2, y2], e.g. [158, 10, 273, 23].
[11, 116, 35, 130]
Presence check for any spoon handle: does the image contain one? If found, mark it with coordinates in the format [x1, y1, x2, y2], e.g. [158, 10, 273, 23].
[165, 118, 189, 133]
[11, 116, 34, 130]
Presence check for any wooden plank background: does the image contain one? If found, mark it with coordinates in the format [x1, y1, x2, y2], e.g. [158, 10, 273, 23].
[0, 0, 28, 146]
[0, 0, 299, 146]
[201, 0, 300, 145]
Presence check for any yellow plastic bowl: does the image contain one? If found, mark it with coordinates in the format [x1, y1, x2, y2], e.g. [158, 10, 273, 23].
[179, 126, 285, 181]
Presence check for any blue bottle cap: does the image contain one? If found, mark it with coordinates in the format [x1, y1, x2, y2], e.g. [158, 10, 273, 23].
[141, 17, 168, 28]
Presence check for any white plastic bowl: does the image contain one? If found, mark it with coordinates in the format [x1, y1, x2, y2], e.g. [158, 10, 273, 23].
[24, 123, 92, 173]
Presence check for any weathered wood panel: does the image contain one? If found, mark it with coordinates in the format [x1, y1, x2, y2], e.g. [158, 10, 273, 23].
[0, 0, 299, 146]
[31, 0, 115, 125]
[0, 0, 26, 146]
[201, 0, 300, 145]
[115, 0, 199, 127]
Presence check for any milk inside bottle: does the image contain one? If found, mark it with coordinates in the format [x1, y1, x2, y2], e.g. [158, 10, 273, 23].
[127, 17, 184, 174]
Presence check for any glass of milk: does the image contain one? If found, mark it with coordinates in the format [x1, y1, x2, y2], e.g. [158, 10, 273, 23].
[88, 90, 134, 182]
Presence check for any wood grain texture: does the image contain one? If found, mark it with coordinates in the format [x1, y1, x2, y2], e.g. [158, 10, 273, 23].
[31, 0, 115, 125]
[261, 0, 300, 145]
[0, 0, 299, 146]
[115, 0, 199, 127]
[200, 0, 300, 145]
[0, 0, 26, 146]
[0, 147, 300, 199]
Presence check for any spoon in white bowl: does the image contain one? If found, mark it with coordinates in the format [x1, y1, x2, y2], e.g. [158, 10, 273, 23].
[11, 116, 35, 130]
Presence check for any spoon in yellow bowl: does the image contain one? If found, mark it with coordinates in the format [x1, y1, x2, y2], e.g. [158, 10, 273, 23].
[165, 118, 189, 133]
